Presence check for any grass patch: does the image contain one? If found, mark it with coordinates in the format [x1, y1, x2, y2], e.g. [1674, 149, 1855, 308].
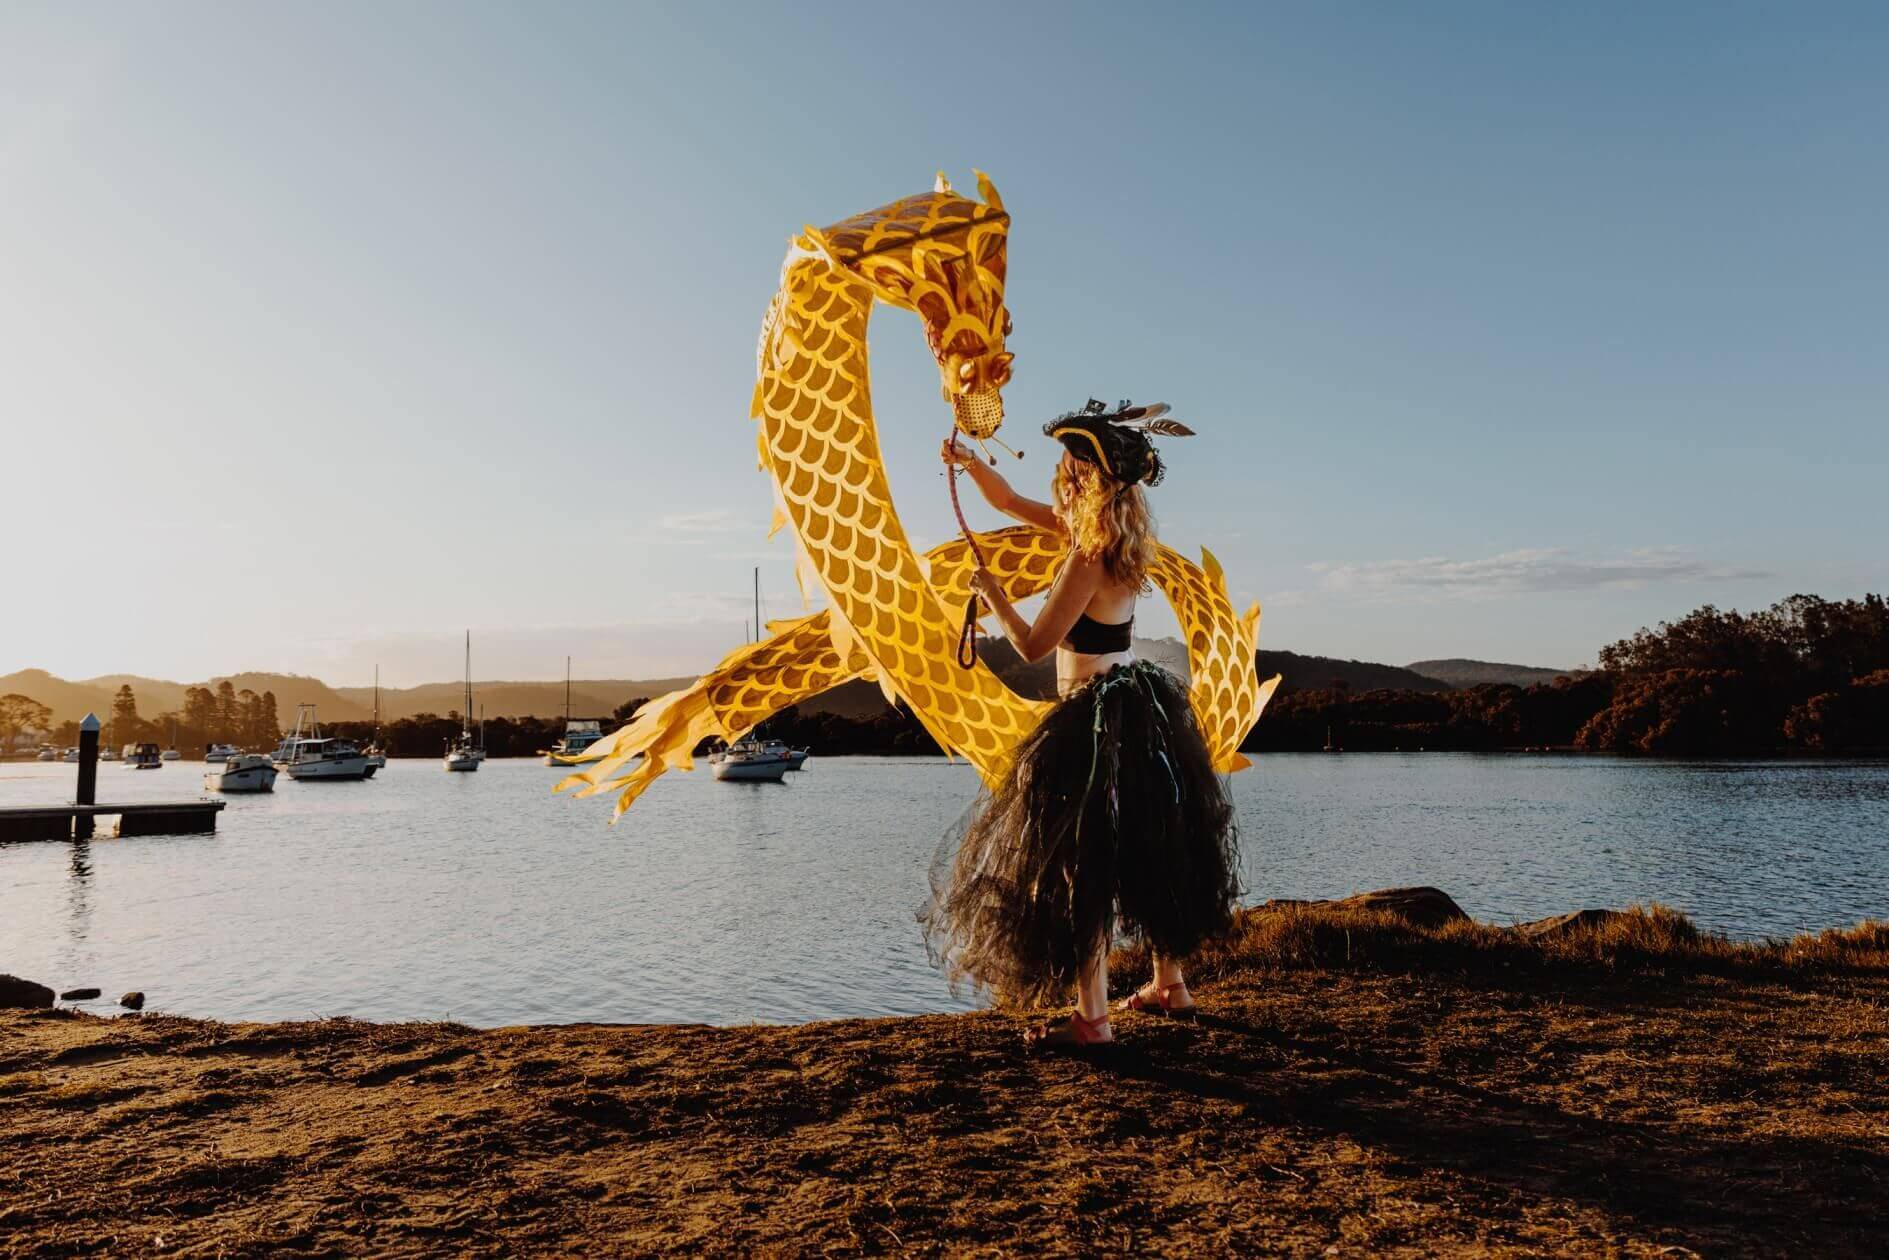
[1111, 901, 1889, 986]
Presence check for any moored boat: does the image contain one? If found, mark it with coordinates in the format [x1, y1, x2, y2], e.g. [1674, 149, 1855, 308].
[204, 753, 277, 793]
[444, 632, 482, 772]
[710, 736, 794, 783]
[540, 658, 606, 766]
[274, 705, 370, 781]
[205, 743, 240, 764]
[363, 666, 387, 775]
[123, 742, 163, 769]
[543, 719, 604, 766]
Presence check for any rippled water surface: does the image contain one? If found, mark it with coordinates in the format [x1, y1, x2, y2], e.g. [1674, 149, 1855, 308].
[2, 755, 1885, 1026]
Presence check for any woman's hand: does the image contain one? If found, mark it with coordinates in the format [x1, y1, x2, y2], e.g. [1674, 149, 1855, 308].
[968, 564, 1002, 606]
[939, 436, 978, 470]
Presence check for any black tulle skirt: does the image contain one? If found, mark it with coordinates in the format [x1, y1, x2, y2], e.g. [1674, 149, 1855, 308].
[919, 661, 1241, 1007]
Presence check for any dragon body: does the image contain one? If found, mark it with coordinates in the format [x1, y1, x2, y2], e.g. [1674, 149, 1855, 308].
[562, 175, 1278, 817]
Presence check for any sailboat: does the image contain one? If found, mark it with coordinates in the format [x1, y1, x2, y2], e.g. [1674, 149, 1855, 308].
[443, 631, 481, 772]
[160, 717, 181, 760]
[364, 666, 388, 773]
[541, 657, 605, 766]
[711, 568, 808, 782]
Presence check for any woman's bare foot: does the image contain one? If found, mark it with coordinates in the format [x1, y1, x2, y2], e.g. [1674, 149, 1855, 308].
[1024, 1010, 1113, 1048]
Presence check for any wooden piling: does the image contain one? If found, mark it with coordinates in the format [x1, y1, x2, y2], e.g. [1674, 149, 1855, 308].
[74, 714, 99, 840]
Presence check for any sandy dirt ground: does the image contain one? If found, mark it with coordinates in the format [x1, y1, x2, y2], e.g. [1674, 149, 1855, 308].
[2, 905, 1885, 1257]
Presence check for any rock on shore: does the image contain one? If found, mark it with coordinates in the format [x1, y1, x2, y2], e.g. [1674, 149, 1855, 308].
[0, 975, 54, 1008]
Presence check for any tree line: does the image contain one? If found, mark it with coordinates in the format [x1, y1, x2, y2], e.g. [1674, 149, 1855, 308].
[1251, 594, 1889, 756]
[1, 683, 284, 756]
[7, 594, 1883, 760]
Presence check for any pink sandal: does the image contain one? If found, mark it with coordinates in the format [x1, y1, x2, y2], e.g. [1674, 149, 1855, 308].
[1117, 981, 1197, 1020]
[1024, 1010, 1113, 1049]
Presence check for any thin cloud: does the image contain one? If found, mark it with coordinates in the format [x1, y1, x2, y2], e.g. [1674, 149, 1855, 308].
[1306, 547, 1772, 603]
[657, 509, 752, 535]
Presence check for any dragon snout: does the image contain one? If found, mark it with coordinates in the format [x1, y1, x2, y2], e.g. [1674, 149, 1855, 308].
[944, 351, 1012, 439]
[952, 387, 1005, 440]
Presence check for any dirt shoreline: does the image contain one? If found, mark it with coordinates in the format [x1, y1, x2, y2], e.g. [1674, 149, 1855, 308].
[3, 902, 1886, 1257]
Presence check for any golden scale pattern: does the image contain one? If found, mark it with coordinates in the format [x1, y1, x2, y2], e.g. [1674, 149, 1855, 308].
[560, 175, 1278, 817]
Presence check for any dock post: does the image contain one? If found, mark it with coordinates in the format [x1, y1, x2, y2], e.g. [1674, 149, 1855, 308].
[74, 713, 99, 840]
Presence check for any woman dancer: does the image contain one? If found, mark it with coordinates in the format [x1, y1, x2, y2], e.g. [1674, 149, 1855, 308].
[923, 399, 1240, 1047]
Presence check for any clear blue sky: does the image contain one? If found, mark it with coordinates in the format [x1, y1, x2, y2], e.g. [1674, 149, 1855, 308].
[4, 2, 1884, 685]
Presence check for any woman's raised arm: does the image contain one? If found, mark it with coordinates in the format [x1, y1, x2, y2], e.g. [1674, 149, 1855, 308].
[941, 439, 1061, 531]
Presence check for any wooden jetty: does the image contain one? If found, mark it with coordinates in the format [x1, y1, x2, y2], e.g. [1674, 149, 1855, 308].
[0, 714, 226, 843]
[0, 801, 226, 842]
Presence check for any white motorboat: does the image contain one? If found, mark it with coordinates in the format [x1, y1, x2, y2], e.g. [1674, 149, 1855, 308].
[204, 753, 276, 792]
[35, 745, 55, 762]
[274, 705, 370, 781]
[443, 632, 482, 771]
[710, 736, 794, 782]
[60, 746, 80, 763]
[205, 743, 240, 764]
[123, 742, 162, 769]
[100, 744, 117, 761]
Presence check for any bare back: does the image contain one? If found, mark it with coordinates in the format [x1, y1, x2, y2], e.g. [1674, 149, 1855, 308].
[1056, 577, 1139, 697]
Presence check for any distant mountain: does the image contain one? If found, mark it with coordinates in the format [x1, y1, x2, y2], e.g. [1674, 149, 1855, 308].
[1405, 659, 1578, 689]
[331, 678, 701, 722]
[1254, 651, 1452, 695]
[0, 670, 404, 725]
[2, 643, 1567, 731]
[0, 670, 124, 725]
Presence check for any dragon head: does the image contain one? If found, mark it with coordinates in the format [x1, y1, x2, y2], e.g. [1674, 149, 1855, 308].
[804, 172, 1013, 439]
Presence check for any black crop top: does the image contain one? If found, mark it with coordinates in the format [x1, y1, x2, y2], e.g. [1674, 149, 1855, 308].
[1063, 611, 1134, 654]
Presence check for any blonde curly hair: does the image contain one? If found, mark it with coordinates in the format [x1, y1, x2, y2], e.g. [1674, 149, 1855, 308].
[1054, 457, 1156, 592]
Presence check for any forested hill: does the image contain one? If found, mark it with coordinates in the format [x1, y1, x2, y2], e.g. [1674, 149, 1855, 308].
[1254, 651, 1451, 694]
[1406, 659, 1578, 688]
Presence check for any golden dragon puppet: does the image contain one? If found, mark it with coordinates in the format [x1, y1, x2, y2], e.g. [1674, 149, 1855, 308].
[560, 173, 1279, 818]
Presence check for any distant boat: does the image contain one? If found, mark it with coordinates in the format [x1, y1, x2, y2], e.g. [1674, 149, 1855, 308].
[707, 569, 809, 778]
[444, 632, 481, 772]
[274, 705, 370, 781]
[542, 658, 606, 765]
[204, 753, 276, 793]
[161, 719, 181, 759]
[99, 744, 117, 762]
[205, 743, 240, 764]
[35, 745, 55, 762]
[710, 736, 794, 783]
[60, 746, 80, 763]
[123, 742, 162, 769]
[364, 665, 388, 774]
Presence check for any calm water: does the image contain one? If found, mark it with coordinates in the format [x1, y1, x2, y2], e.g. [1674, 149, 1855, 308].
[2, 755, 1885, 1027]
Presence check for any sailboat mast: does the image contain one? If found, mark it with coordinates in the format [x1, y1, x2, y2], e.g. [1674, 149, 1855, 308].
[463, 630, 472, 739]
[753, 566, 760, 645]
[565, 656, 571, 725]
